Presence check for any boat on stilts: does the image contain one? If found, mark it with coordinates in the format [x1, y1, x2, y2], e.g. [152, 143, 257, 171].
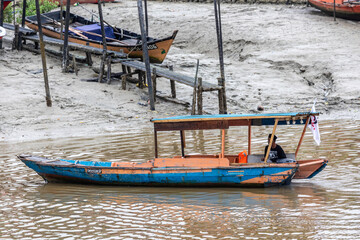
[19, 112, 328, 187]
[25, 10, 178, 63]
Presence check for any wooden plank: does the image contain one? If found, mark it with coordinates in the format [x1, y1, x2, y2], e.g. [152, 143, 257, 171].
[154, 120, 229, 131]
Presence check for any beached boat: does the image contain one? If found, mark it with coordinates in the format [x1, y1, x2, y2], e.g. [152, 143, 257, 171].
[25, 10, 178, 63]
[2, 0, 12, 10]
[0, 27, 5, 40]
[19, 112, 328, 187]
[309, 0, 360, 21]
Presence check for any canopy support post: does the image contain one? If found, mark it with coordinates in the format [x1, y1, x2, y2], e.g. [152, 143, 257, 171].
[295, 116, 310, 159]
[154, 130, 158, 158]
[180, 130, 185, 158]
[220, 129, 225, 158]
[264, 119, 279, 163]
[248, 120, 251, 155]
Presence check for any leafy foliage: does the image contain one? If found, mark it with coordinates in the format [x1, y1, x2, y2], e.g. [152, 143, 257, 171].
[2, 0, 58, 23]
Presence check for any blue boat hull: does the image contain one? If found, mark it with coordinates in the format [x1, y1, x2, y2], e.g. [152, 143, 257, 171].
[19, 155, 298, 187]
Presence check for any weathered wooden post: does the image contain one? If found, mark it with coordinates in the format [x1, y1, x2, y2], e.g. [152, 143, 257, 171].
[98, 0, 108, 83]
[152, 67, 157, 102]
[106, 56, 112, 84]
[217, 77, 224, 114]
[0, 0, 4, 49]
[35, 0, 52, 107]
[169, 65, 176, 98]
[197, 77, 203, 115]
[138, 0, 155, 110]
[214, 0, 227, 114]
[62, 0, 71, 72]
[144, 0, 148, 36]
[60, 0, 63, 41]
[333, 0, 336, 21]
[121, 74, 126, 90]
[22, 0, 27, 27]
[85, 52, 93, 66]
[13, 24, 19, 50]
[191, 59, 200, 115]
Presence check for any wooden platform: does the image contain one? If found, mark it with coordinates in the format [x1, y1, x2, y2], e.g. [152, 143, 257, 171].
[121, 60, 221, 92]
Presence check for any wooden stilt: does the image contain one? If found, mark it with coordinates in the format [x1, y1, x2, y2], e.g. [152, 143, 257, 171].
[295, 116, 310, 158]
[21, 0, 27, 28]
[197, 77, 203, 115]
[85, 52, 93, 66]
[72, 55, 78, 76]
[98, 0, 107, 83]
[0, 0, 4, 49]
[106, 56, 112, 84]
[121, 74, 127, 90]
[35, 0, 52, 107]
[191, 59, 200, 115]
[62, 0, 71, 72]
[169, 65, 176, 98]
[152, 68, 157, 102]
[217, 77, 224, 114]
[264, 119, 279, 163]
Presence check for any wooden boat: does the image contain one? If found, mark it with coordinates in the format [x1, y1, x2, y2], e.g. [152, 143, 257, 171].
[25, 10, 178, 63]
[309, 0, 360, 21]
[2, 0, 12, 10]
[19, 112, 327, 187]
[0, 27, 5, 40]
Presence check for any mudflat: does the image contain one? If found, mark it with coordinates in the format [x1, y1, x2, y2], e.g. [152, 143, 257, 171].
[1, 1, 359, 142]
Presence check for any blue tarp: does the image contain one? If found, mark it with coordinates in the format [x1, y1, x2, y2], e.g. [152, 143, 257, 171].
[72, 23, 115, 41]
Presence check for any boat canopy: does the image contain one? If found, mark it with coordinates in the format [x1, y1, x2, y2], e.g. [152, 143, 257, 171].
[151, 112, 319, 131]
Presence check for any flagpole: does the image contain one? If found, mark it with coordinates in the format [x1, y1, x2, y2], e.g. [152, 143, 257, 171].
[295, 116, 310, 158]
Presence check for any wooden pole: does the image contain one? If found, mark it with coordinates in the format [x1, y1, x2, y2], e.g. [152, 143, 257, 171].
[191, 59, 200, 115]
[220, 129, 225, 158]
[144, 0, 148, 36]
[169, 65, 176, 98]
[217, 77, 224, 114]
[35, 0, 52, 107]
[60, 0, 63, 41]
[106, 56, 112, 84]
[264, 119, 279, 163]
[62, 0, 71, 72]
[213, 0, 227, 114]
[138, 0, 155, 110]
[248, 120, 251, 155]
[121, 74, 126, 90]
[180, 130, 185, 158]
[0, 0, 4, 49]
[295, 116, 310, 158]
[98, 0, 107, 83]
[154, 130, 158, 158]
[21, 0, 27, 27]
[85, 52, 93, 66]
[152, 67, 157, 102]
[333, 0, 336, 21]
[197, 77, 203, 115]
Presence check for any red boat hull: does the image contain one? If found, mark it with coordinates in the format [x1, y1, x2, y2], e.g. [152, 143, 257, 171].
[309, 0, 360, 20]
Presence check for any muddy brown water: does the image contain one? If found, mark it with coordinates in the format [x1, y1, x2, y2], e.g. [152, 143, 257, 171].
[0, 119, 359, 239]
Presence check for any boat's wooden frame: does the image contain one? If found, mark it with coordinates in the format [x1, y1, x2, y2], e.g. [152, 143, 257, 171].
[25, 10, 178, 63]
[309, 0, 360, 21]
[19, 112, 328, 187]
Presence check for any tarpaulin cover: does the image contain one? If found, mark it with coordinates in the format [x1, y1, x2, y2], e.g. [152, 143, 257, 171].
[72, 23, 115, 41]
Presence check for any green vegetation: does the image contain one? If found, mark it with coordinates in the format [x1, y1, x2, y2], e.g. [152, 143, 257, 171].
[3, 0, 58, 23]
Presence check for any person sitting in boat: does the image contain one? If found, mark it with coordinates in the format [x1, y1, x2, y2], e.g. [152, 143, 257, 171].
[262, 134, 287, 163]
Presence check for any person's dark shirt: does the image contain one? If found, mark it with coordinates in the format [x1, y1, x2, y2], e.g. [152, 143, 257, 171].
[264, 145, 286, 163]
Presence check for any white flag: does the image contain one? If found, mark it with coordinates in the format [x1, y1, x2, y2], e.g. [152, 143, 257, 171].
[308, 103, 321, 145]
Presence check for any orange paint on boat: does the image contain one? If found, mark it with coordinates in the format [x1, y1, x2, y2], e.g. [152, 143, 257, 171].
[309, 0, 360, 20]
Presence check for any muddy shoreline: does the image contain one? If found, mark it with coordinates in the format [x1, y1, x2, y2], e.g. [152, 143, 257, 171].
[1, 1, 359, 143]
